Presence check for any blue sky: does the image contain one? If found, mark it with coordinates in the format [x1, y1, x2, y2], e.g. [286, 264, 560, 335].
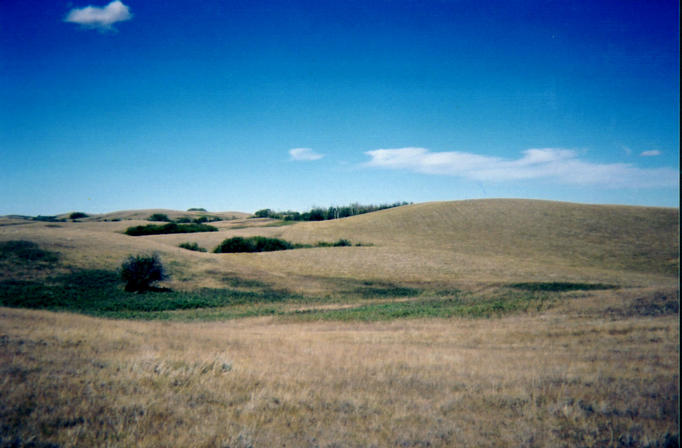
[1, 0, 679, 215]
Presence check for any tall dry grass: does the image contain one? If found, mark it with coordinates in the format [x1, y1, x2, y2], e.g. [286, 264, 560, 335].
[1, 289, 678, 447]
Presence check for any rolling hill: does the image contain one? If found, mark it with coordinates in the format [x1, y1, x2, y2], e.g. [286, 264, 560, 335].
[0, 199, 677, 292]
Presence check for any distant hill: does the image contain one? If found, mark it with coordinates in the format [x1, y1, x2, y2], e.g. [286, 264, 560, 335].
[279, 199, 679, 276]
[65, 209, 250, 221]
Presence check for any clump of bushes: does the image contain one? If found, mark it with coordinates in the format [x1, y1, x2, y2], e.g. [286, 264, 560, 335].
[124, 222, 218, 236]
[187, 208, 207, 212]
[32, 215, 64, 222]
[179, 242, 207, 252]
[69, 212, 89, 220]
[148, 213, 171, 222]
[214, 236, 294, 253]
[120, 253, 168, 292]
[193, 215, 222, 223]
[213, 237, 357, 253]
[175, 215, 222, 224]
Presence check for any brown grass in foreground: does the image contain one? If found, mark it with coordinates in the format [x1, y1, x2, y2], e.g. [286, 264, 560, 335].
[1, 290, 678, 447]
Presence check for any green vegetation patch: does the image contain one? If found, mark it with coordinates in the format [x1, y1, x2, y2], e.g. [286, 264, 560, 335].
[214, 237, 358, 253]
[222, 274, 270, 289]
[148, 213, 171, 222]
[508, 282, 618, 292]
[340, 280, 422, 299]
[253, 202, 411, 221]
[315, 239, 352, 247]
[214, 236, 294, 253]
[124, 222, 218, 236]
[0, 240, 60, 265]
[178, 242, 207, 252]
[31, 215, 64, 223]
[0, 269, 298, 319]
[293, 290, 554, 321]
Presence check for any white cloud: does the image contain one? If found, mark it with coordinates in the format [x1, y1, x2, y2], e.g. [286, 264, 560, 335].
[364, 147, 678, 189]
[640, 150, 661, 157]
[65, 1, 132, 31]
[289, 148, 324, 161]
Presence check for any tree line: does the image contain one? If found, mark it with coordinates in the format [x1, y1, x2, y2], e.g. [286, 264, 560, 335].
[253, 202, 411, 221]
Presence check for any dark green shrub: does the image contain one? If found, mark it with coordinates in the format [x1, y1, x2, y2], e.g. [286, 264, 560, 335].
[179, 242, 207, 252]
[187, 208, 207, 212]
[193, 215, 221, 223]
[214, 236, 294, 253]
[175, 216, 192, 223]
[215, 237, 256, 253]
[124, 223, 218, 236]
[69, 212, 89, 220]
[315, 239, 352, 247]
[148, 213, 171, 222]
[254, 209, 273, 218]
[120, 254, 168, 292]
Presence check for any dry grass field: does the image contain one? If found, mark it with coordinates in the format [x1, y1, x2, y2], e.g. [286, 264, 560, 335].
[0, 199, 679, 447]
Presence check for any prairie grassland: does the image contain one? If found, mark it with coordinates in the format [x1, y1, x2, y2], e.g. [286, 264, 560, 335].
[0, 200, 678, 446]
[1, 287, 678, 447]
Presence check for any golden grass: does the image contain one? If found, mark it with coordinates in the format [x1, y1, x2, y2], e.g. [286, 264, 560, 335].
[1, 199, 678, 446]
[1, 288, 678, 447]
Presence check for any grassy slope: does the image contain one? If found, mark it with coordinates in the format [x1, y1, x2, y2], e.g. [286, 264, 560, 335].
[281, 199, 678, 274]
[1, 299, 678, 447]
[226, 199, 677, 291]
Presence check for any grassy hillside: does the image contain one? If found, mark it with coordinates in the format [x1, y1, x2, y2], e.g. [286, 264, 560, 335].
[280, 199, 678, 275]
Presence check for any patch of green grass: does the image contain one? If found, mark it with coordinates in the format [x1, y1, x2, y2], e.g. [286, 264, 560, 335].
[222, 275, 269, 289]
[508, 282, 618, 292]
[292, 290, 554, 321]
[262, 220, 297, 227]
[0, 240, 60, 265]
[0, 269, 299, 319]
[341, 281, 422, 299]
[124, 222, 218, 236]
[0, 263, 578, 322]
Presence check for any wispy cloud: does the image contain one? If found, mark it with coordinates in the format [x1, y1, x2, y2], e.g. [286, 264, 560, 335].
[364, 147, 677, 188]
[289, 148, 324, 161]
[640, 150, 661, 157]
[65, 1, 132, 31]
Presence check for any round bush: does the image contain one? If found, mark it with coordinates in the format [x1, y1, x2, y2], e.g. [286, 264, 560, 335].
[120, 254, 168, 292]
